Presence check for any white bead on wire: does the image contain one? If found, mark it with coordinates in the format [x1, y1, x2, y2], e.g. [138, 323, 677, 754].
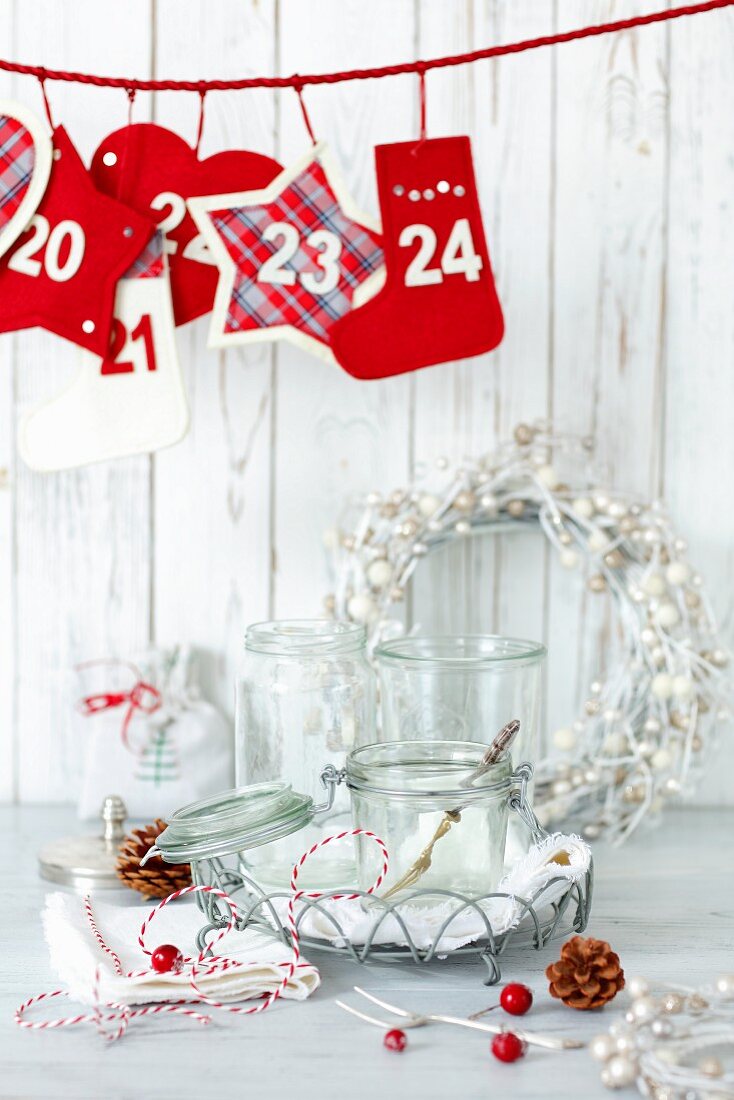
[591, 972, 734, 1093]
[325, 421, 732, 844]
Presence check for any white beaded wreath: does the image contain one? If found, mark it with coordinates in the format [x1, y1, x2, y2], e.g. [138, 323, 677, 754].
[325, 422, 731, 843]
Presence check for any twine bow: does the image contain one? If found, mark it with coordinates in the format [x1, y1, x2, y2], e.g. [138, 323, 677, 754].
[79, 667, 162, 752]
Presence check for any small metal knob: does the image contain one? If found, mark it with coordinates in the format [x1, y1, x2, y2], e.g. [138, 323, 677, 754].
[101, 795, 127, 847]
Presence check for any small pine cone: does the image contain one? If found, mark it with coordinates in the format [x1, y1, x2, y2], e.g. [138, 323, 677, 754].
[116, 818, 191, 900]
[546, 935, 625, 1010]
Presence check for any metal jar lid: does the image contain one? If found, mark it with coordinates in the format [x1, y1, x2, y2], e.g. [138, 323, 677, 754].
[151, 782, 316, 864]
[38, 795, 128, 891]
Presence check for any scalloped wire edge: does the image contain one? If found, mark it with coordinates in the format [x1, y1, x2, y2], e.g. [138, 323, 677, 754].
[191, 856, 593, 986]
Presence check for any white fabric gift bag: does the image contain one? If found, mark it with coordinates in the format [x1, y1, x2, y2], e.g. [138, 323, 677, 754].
[76, 646, 233, 821]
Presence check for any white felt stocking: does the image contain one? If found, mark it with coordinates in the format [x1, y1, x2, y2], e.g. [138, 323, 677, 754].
[19, 268, 188, 470]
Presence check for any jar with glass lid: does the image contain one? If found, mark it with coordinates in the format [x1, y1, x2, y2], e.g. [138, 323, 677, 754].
[152, 748, 538, 905]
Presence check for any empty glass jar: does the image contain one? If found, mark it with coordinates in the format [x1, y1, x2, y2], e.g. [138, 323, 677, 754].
[346, 741, 516, 902]
[376, 635, 545, 769]
[236, 619, 375, 803]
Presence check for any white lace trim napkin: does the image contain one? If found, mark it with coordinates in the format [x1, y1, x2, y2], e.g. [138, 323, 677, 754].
[270, 832, 592, 955]
[43, 892, 320, 1007]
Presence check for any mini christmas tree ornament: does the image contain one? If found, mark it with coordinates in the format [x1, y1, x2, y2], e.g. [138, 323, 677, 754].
[116, 817, 192, 899]
[546, 935, 625, 1010]
[0, 100, 52, 259]
[18, 233, 190, 470]
[0, 126, 155, 357]
[89, 123, 282, 326]
[188, 141, 384, 363]
[330, 134, 503, 379]
[150, 944, 185, 975]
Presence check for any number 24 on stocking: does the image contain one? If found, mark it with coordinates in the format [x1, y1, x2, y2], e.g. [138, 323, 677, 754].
[331, 135, 504, 380]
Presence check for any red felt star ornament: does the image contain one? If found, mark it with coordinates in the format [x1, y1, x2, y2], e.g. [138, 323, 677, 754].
[0, 126, 156, 357]
[188, 142, 384, 363]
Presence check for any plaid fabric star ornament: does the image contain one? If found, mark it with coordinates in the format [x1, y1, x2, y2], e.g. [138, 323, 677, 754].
[189, 142, 384, 362]
[0, 101, 52, 260]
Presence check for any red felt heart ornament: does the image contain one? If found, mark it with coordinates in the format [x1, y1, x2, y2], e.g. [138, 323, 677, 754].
[90, 123, 282, 326]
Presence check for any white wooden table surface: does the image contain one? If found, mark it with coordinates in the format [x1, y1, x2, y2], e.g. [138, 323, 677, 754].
[1, 805, 732, 1100]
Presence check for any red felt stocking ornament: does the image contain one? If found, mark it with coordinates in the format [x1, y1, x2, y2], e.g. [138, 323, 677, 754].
[330, 134, 503, 380]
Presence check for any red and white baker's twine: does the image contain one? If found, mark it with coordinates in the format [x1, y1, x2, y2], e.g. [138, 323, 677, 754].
[15, 828, 389, 1042]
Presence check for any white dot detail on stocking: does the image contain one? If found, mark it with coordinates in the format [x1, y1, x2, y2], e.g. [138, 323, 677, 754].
[437, 180, 450, 193]
[408, 189, 420, 201]
[392, 184, 404, 197]
[102, 151, 118, 167]
[453, 184, 466, 197]
[423, 188, 435, 200]
[81, 320, 95, 334]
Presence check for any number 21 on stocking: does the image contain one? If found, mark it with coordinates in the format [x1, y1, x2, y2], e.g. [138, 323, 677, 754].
[19, 235, 189, 471]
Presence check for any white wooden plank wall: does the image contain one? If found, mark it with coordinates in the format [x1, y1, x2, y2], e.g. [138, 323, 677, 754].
[0, 0, 732, 803]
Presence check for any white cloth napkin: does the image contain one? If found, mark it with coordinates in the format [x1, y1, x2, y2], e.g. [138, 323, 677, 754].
[270, 832, 591, 955]
[43, 892, 320, 1007]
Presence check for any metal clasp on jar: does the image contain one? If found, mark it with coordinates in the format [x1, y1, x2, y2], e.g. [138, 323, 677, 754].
[508, 761, 547, 841]
[313, 763, 347, 814]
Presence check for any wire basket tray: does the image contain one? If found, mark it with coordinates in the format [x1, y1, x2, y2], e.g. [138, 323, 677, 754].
[191, 858, 593, 985]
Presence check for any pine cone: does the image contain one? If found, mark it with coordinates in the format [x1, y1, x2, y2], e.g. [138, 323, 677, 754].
[546, 935, 625, 1010]
[116, 818, 191, 899]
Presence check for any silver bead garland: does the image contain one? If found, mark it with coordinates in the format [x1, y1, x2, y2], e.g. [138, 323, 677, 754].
[325, 421, 731, 843]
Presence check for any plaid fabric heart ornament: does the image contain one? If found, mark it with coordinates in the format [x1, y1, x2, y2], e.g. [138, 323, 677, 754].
[0, 101, 52, 260]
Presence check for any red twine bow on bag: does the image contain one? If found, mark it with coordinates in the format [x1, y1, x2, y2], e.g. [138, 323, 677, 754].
[77, 661, 162, 752]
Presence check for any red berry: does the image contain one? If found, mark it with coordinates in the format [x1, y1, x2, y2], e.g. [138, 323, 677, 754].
[491, 1032, 526, 1063]
[499, 982, 533, 1016]
[150, 943, 184, 974]
[384, 1028, 407, 1052]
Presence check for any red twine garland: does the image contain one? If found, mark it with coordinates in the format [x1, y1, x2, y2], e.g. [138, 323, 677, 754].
[194, 88, 207, 156]
[293, 83, 317, 146]
[36, 74, 54, 129]
[1, 2, 732, 94]
[15, 828, 389, 1041]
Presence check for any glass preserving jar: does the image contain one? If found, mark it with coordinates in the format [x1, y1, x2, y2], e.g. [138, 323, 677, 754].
[375, 636, 545, 865]
[376, 635, 545, 771]
[236, 620, 376, 799]
[153, 752, 537, 904]
[346, 740, 518, 903]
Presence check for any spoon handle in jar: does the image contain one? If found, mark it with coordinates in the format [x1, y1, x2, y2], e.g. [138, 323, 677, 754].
[380, 719, 521, 902]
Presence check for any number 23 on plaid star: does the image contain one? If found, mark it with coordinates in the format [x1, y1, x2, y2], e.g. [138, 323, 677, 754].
[188, 142, 384, 363]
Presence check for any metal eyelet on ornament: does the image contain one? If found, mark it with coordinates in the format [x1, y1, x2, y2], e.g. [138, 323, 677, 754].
[147, 753, 592, 985]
